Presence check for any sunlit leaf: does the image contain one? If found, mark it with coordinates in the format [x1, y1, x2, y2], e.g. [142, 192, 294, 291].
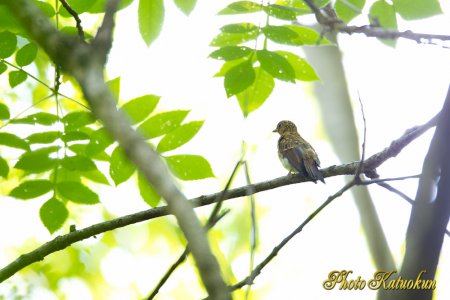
[10, 180, 53, 199]
[275, 51, 319, 81]
[10, 112, 59, 125]
[40, 197, 68, 234]
[0, 31, 17, 58]
[174, 0, 196, 15]
[9, 70, 27, 88]
[15, 147, 60, 173]
[393, 0, 441, 20]
[237, 67, 274, 116]
[15, 43, 38, 67]
[0, 62, 7, 75]
[106, 77, 121, 102]
[61, 131, 90, 143]
[57, 181, 100, 204]
[138, 172, 160, 207]
[86, 127, 114, 156]
[218, 1, 262, 14]
[0, 132, 30, 150]
[370, 0, 397, 47]
[63, 111, 95, 130]
[283, 25, 331, 45]
[139, 0, 165, 46]
[26, 131, 60, 144]
[257, 50, 295, 82]
[263, 4, 297, 20]
[81, 169, 110, 185]
[0, 103, 10, 119]
[335, 0, 365, 23]
[0, 156, 9, 178]
[210, 23, 259, 47]
[209, 46, 253, 61]
[165, 155, 214, 180]
[138, 110, 189, 139]
[61, 155, 96, 171]
[224, 60, 255, 97]
[157, 121, 204, 152]
[110, 146, 136, 186]
[119, 94, 160, 124]
[87, 0, 134, 13]
[35, 0, 56, 17]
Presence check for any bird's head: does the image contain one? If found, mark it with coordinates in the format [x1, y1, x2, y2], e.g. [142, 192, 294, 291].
[273, 120, 298, 135]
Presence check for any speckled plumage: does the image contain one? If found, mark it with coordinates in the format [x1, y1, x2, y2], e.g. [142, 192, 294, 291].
[273, 120, 325, 183]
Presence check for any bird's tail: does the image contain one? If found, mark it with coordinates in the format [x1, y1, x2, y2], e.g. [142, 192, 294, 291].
[304, 161, 325, 184]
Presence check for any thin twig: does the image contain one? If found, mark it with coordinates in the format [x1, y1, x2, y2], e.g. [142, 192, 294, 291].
[59, 0, 85, 41]
[243, 161, 257, 300]
[355, 92, 367, 179]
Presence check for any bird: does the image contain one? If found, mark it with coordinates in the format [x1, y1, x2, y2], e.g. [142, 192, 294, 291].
[273, 120, 325, 183]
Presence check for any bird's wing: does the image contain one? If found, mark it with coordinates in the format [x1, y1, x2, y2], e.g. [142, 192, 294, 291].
[279, 137, 306, 174]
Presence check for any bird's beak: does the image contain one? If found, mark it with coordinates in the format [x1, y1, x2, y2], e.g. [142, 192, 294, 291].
[273, 128, 278, 133]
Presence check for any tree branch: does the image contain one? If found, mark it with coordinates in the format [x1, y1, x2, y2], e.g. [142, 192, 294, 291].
[59, 0, 85, 41]
[0, 111, 437, 283]
[301, 0, 450, 46]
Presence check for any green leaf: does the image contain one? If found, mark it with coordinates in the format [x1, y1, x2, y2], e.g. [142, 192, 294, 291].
[275, 51, 319, 81]
[61, 155, 96, 171]
[214, 58, 249, 77]
[174, 0, 196, 15]
[274, 0, 331, 15]
[237, 67, 274, 116]
[0, 156, 9, 178]
[87, 0, 134, 13]
[257, 50, 295, 82]
[107, 77, 121, 102]
[0, 62, 7, 75]
[10, 180, 53, 199]
[10, 112, 59, 125]
[263, 4, 297, 20]
[224, 60, 255, 98]
[81, 169, 110, 185]
[15, 147, 60, 173]
[157, 121, 204, 152]
[369, 0, 397, 47]
[0, 132, 30, 150]
[138, 110, 189, 139]
[262, 25, 301, 45]
[35, 0, 56, 17]
[138, 172, 160, 207]
[61, 131, 90, 143]
[110, 146, 136, 186]
[165, 155, 214, 180]
[9, 70, 27, 88]
[86, 127, 113, 156]
[218, 1, 262, 14]
[57, 181, 100, 204]
[210, 23, 259, 47]
[209, 46, 252, 61]
[139, 0, 165, 46]
[0, 31, 17, 58]
[70, 144, 110, 161]
[63, 111, 95, 130]
[284, 25, 331, 45]
[15, 43, 38, 67]
[119, 94, 160, 124]
[26, 131, 60, 144]
[40, 198, 68, 234]
[0, 103, 10, 119]
[335, 0, 365, 24]
[393, 0, 441, 20]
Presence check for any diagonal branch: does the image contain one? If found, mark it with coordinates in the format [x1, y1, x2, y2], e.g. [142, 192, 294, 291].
[0, 111, 437, 283]
[3, 1, 230, 299]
